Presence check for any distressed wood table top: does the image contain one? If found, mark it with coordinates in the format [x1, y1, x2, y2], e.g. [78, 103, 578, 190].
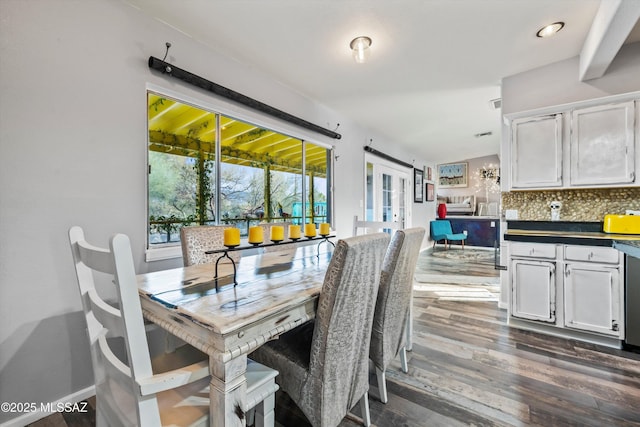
[138, 245, 332, 338]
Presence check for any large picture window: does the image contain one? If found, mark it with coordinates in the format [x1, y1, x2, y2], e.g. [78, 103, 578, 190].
[147, 92, 332, 248]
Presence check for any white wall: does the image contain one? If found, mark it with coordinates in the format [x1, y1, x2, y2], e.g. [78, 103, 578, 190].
[0, 1, 432, 424]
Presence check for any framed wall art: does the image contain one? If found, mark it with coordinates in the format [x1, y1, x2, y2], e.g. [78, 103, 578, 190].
[414, 168, 424, 202]
[426, 182, 435, 201]
[438, 162, 468, 188]
[423, 165, 433, 182]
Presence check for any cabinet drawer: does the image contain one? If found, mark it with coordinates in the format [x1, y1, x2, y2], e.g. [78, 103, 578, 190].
[564, 245, 620, 264]
[510, 243, 556, 259]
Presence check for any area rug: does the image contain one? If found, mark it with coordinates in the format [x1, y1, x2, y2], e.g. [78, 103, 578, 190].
[428, 248, 495, 263]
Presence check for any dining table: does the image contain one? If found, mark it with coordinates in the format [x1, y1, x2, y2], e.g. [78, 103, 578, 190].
[137, 243, 334, 427]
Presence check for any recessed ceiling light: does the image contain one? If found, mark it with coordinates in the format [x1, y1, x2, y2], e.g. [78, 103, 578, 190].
[536, 22, 565, 38]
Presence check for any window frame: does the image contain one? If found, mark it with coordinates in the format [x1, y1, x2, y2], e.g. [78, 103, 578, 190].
[145, 84, 334, 262]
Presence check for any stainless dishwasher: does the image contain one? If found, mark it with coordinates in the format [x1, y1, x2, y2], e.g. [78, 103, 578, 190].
[625, 254, 640, 349]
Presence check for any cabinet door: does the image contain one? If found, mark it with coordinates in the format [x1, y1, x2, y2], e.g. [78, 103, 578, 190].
[511, 114, 563, 189]
[564, 263, 621, 336]
[570, 101, 635, 186]
[511, 260, 556, 323]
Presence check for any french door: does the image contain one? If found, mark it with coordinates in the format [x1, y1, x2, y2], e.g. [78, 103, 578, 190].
[365, 158, 410, 228]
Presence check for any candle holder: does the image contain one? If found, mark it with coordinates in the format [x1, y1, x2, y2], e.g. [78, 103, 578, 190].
[205, 235, 336, 289]
[214, 250, 237, 292]
[316, 235, 336, 257]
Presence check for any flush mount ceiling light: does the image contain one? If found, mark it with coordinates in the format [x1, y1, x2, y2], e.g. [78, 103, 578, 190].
[350, 36, 372, 63]
[536, 22, 565, 38]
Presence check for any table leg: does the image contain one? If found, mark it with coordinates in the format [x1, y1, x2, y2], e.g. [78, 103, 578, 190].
[209, 355, 248, 426]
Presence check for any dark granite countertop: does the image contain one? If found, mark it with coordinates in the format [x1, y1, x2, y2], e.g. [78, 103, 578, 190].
[506, 220, 602, 233]
[504, 220, 640, 250]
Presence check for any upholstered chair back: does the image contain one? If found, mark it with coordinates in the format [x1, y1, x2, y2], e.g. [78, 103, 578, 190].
[306, 232, 390, 426]
[180, 225, 242, 266]
[370, 228, 425, 377]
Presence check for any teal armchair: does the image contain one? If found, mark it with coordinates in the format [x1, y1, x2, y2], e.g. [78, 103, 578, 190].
[430, 220, 466, 250]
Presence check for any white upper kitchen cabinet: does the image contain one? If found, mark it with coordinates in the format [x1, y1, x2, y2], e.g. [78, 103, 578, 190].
[505, 93, 639, 191]
[510, 114, 563, 189]
[570, 101, 636, 186]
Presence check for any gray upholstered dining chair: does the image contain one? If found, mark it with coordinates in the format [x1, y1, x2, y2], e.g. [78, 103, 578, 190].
[369, 227, 425, 403]
[180, 225, 242, 266]
[69, 226, 279, 426]
[250, 232, 391, 427]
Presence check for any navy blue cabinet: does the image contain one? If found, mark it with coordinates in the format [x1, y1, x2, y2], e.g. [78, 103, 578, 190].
[447, 217, 500, 248]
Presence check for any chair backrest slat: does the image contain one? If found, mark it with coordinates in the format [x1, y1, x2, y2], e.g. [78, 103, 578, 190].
[75, 239, 115, 274]
[353, 215, 401, 236]
[88, 289, 125, 338]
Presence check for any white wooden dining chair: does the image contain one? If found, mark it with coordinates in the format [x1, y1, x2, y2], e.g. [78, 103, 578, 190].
[369, 227, 425, 403]
[69, 226, 279, 426]
[353, 215, 401, 236]
[251, 233, 391, 427]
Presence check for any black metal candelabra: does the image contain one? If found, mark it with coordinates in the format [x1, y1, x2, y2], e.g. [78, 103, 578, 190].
[204, 235, 336, 291]
[213, 250, 238, 292]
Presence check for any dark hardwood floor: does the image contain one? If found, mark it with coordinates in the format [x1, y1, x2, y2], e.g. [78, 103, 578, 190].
[30, 248, 640, 427]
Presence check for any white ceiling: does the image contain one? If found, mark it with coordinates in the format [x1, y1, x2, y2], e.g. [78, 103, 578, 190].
[127, 0, 640, 164]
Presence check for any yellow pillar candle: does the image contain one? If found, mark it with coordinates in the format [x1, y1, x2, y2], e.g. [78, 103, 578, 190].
[248, 226, 264, 244]
[288, 225, 301, 239]
[319, 223, 330, 236]
[304, 223, 316, 238]
[223, 227, 240, 246]
[270, 225, 284, 241]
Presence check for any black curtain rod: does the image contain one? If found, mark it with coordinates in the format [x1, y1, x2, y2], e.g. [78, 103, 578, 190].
[148, 56, 341, 140]
[364, 146, 413, 169]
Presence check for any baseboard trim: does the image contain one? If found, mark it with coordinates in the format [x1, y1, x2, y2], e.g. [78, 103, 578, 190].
[0, 385, 95, 427]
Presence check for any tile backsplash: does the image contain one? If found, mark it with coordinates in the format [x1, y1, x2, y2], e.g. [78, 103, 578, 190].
[501, 188, 640, 222]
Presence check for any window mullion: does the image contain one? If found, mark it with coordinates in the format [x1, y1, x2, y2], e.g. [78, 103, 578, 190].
[215, 114, 221, 225]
